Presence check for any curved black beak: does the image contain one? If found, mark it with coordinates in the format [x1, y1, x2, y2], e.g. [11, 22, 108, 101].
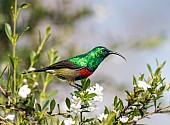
[108, 51, 127, 61]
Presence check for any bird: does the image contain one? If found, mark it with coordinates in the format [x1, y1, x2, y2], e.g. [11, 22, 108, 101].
[23, 46, 126, 89]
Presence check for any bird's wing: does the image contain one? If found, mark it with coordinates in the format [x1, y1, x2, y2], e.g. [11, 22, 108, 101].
[46, 60, 85, 70]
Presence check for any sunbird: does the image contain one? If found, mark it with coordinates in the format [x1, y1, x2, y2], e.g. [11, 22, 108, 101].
[23, 46, 126, 89]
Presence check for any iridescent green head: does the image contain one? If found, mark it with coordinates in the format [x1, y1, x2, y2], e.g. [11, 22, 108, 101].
[87, 46, 126, 60]
[68, 46, 126, 71]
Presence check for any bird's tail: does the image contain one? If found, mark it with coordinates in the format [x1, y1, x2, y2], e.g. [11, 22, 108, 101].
[22, 68, 46, 74]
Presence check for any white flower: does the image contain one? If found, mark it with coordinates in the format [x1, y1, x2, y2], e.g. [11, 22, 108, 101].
[98, 113, 108, 121]
[33, 74, 36, 78]
[29, 67, 36, 71]
[93, 83, 103, 95]
[86, 83, 104, 102]
[87, 101, 98, 112]
[119, 116, 128, 123]
[71, 96, 81, 104]
[23, 79, 27, 83]
[86, 87, 95, 94]
[33, 82, 39, 87]
[34, 99, 37, 108]
[70, 103, 81, 114]
[93, 95, 103, 102]
[137, 81, 151, 90]
[64, 118, 75, 125]
[18, 85, 31, 98]
[133, 116, 140, 121]
[70, 96, 82, 113]
[5, 114, 15, 121]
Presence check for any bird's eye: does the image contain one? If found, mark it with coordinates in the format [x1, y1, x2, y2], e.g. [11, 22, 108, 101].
[102, 49, 107, 53]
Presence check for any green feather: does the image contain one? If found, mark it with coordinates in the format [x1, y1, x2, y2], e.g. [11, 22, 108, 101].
[68, 46, 110, 71]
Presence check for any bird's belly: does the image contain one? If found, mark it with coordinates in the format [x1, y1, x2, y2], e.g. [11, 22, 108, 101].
[49, 68, 81, 81]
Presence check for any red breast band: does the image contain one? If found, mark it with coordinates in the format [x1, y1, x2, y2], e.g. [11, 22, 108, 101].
[80, 68, 93, 77]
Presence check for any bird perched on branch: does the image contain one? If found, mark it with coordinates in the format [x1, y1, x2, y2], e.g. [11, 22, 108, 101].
[23, 46, 126, 89]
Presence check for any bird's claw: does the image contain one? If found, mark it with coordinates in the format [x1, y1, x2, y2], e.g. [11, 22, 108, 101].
[71, 83, 82, 91]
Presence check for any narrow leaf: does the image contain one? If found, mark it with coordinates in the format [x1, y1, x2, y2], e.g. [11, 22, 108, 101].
[155, 67, 161, 75]
[50, 99, 56, 112]
[125, 90, 132, 98]
[104, 106, 109, 114]
[160, 61, 166, 69]
[46, 90, 58, 100]
[20, 3, 30, 9]
[87, 93, 97, 98]
[65, 98, 71, 109]
[19, 26, 30, 39]
[5, 23, 12, 41]
[82, 78, 90, 90]
[30, 51, 36, 61]
[133, 76, 137, 86]
[139, 74, 144, 81]
[42, 100, 50, 110]
[113, 96, 118, 108]
[147, 64, 152, 74]
[46, 25, 51, 35]
[36, 103, 41, 111]
[153, 95, 157, 110]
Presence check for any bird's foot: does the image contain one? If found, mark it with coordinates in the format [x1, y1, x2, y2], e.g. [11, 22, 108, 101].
[70, 84, 82, 91]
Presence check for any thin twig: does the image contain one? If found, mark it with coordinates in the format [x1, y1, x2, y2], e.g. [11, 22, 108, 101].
[0, 84, 13, 102]
[0, 116, 12, 124]
[80, 111, 83, 123]
[143, 105, 170, 118]
[0, 84, 8, 98]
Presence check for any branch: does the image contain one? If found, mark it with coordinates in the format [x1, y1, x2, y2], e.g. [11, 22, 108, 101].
[144, 105, 170, 118]
[0, 84, 8, 98]
[0, 84, 13, 102]
[0, 116, 12, 124]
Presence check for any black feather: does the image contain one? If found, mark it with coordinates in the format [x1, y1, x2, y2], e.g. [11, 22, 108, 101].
[22, 60, 84, 74]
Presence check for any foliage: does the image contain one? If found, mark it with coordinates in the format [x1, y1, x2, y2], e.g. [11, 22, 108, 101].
[0, 1, 170, 125]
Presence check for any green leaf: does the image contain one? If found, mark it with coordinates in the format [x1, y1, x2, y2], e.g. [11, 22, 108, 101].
[125, 90, 132, 98]
[5, 23, 12, 42]
[46, 90, 58, 100]
[113, 96, 118, 108]
[46, 25, 51, 35]
[133, 76, 137, 86]
[157, 102, 162, 108]
[104, 106, 109, 114]
[87, 93, 97, 98]
[50, 99, 56, 112]
[118, 99, 124, 110]
[82, 78, 90, 90]
[36, 103, 42, 111]
[42, 100, 49, 111]
[34, 53, 40, 62]
[38, 30, 42, 44]
[20, 3, 30, 9]
[65, 98, 71, 109]
[153, 95, 157, 110]
[139, 109, 144, 117]
[160, 61, 166, 69]
[159, 85, 165, 93]
[139, 74, 144, 81]
[147, 64, 152, 74]
[18, 26, 30, 39]
[159, 110, 170, 113]
[30, 51, 36, 61]
[155, 67, 161, 75]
